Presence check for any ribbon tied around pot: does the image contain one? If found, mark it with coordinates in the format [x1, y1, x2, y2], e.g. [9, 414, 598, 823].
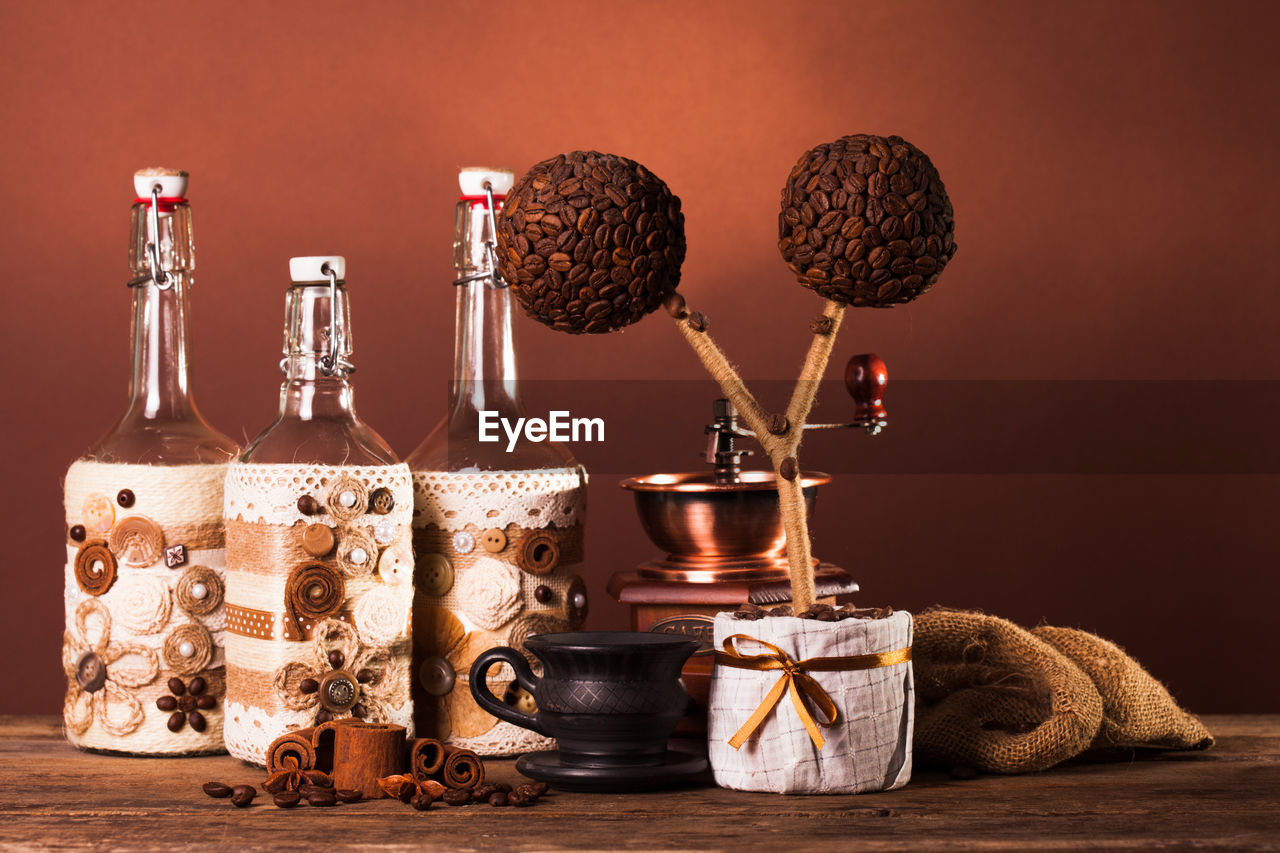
[714, 633, 912, 751]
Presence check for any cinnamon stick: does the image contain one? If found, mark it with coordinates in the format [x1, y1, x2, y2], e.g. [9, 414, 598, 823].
[410, 737, 446, 780]
[330, 723, 408, 799]
[441, 745, 485, 790]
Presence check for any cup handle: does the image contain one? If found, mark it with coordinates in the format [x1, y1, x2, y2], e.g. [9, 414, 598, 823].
[468, 646, 549, 737]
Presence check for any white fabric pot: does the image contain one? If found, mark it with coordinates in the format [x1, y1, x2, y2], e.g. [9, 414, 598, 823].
[707, 610, 914, 794]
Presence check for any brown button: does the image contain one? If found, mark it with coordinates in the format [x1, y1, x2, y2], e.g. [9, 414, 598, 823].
[68, 524, 86, 543]
[301, 523, 335, 557]
[567, 575, 589, 627]
[418, 553, 454, 597]
[418, 656, 456, 696]
[75, 652, 106, 693]
[318, 670, 359, 712]
[116, 488, 136, 508]
[370, 488, 395, 515]
[108, 515, 165, 567]
[533, 584, 553, 604]
[164, 544, 187, 568]
[297, 495, 322, 515]
[480, 527, 508, 553]
[517, 531, 560, 576]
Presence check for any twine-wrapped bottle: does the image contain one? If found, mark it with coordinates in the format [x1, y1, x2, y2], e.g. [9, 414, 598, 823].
[62, 169, 238, 755]
[407, 168, 589, 756]
[222, 256, 414, 765]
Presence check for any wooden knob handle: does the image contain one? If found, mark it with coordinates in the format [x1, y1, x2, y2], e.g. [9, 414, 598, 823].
[845, 353, 888, 427]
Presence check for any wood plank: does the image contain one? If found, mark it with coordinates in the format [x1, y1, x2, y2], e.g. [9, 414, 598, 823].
[0, 716, 1277, 851]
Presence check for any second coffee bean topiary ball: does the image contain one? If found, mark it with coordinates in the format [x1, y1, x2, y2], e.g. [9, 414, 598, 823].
[778, 133, 957, 306]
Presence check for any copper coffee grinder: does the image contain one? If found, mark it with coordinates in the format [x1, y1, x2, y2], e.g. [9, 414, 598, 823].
[608, 354, 889, 733]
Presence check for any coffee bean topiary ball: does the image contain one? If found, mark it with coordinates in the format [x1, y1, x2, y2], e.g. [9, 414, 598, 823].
[497, 151, 687, 334]
[778, 134, 956, 307]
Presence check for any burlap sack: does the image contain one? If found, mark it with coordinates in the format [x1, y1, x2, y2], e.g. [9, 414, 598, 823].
[1034, 625, 1213, 752]
[914, 609, 1212, 773]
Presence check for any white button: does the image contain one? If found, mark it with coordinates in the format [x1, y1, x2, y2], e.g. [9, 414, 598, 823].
[338, 490, 357, 508]
[191, 583, 208, 600]
[178, 641, 195, 657]
[374, 520, 396, 544]
[452, 531, 475, 554]
[350, 547, 369, 565]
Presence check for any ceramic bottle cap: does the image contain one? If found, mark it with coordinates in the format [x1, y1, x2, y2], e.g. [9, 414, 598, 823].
[133, 168, 189, 200]
[289, 255, 346, 283]
[459, 167, 514, 196]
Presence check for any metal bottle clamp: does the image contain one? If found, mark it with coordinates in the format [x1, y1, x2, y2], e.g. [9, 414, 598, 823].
[126, 183, 173, 290]
[318, 262, 354, 377]
[455, 181, 509, 288]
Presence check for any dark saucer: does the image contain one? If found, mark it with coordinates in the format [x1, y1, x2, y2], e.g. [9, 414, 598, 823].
[516, 748, 709, 793]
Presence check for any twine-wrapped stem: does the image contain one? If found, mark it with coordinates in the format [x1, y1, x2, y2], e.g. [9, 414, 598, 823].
[673, 298, 847, 611]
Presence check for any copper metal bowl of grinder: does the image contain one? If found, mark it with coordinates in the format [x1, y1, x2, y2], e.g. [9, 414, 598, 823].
[621, 469, 831, 583]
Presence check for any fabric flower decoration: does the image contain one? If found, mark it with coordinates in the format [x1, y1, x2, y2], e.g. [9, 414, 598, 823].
[414, 604, 504, 740]
[272, 620, 399, 725]
[62, 598, 159, 737]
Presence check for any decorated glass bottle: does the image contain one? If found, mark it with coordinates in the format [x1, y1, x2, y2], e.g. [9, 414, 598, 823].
[221, 256, 415, 765]
[62, 169, 237, 755]
[407, 168, 589, 755]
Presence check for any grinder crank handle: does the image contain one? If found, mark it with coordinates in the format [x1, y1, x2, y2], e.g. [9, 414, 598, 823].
[469, 647, 551, 737]
[845, 353, 888, 433]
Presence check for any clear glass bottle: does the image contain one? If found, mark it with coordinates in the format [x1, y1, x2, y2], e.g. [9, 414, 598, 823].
[86, 171, 237, 464]
[62, 169, 236, 756]
[241, 256, 397, 465]
[409, 168, 589, 755]
[223, 255, 414, 766]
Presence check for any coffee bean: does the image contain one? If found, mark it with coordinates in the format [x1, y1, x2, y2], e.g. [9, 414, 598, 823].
[230, 786, 256, 808]
[442, 789, 471, 806]
[686, 311, 708, 332]
[306, 789, 337, 807]
[779, 457, 799, 481]
[488, 792, 509, 807]
[188, 711, 207, 733]
[810, 315, 834, 335]
[336, 789, 363, 804]
[273, 791, 301, 808]
[156, 695, 177, 712]
[766, 413, 790, 435]
[664, 291, 687, 318]
[408, 793, 433, 811]
[167, 711, 185, 732]
[203, 782, 233, 799]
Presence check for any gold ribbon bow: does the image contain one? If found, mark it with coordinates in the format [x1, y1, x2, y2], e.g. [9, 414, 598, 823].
[714, 633, 912, 751]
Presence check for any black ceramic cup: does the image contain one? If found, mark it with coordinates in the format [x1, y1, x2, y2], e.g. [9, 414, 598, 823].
[470, 631, 700, 768]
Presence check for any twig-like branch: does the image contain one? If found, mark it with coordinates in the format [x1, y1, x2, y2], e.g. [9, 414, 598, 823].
[671, 298, 848, 611]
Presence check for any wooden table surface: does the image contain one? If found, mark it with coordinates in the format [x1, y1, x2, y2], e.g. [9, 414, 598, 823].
[1, 715, 1276, 851]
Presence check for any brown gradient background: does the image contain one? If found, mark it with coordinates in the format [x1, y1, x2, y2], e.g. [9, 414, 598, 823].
[2, 0, 1278, 716]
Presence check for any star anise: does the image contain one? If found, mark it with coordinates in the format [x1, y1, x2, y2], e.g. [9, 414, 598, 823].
[263, 765, 334, 794]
